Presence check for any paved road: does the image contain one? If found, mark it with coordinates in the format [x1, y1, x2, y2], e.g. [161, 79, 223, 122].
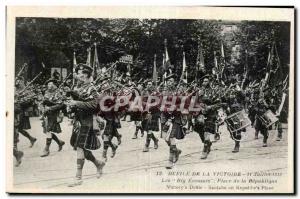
[12, 117, 290, 193]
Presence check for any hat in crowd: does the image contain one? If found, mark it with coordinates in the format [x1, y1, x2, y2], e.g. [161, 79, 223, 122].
[75, 63, 93, 75]
[198, 74, 210, 83]
[165, 74, 175, 81]
[45, 78, 59, 87]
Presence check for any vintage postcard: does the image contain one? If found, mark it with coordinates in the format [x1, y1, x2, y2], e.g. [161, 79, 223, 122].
[6, 6, 295, 194]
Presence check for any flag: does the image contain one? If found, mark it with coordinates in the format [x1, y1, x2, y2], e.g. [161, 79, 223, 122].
[221, 41, 225, 58]
[164, 39, 171, 75]
[181, 52, 188, 83]
[220, 41, 226, 78]
[162, 54, 167, 85]
[213, 51, 219, 80]
[92, 43, 99, 79]
[196, 41, 205, 72]
[241, 49, 248, 89]
[267, 42, 283, 87]
[153, 54, 157, 87]
[86, 47, 91, 66]
[73, 51, 77, 84]
[165, 39, 170, 65]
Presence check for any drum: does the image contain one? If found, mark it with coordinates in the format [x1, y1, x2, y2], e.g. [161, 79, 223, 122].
[258, 109, 278, 128]
[225, 109, 251, 133]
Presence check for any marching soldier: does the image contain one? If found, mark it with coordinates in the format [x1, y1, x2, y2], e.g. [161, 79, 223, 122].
[40, 79, 65, 157]
[99, 81, 119, 161]
[142, 80, 160, 152]
[248, 88, 260, 139]
[131, 83, 144, 139]
[66, 64, 105, 186]
[161, 75, 186, 169]
[14, 100, 24, 167]
[224, 89, 246, 153]
[194, 76, 223, 159]
[254, 93, 271, 147]
[275, 88, 288, 141]
[14, 77, 37, 148]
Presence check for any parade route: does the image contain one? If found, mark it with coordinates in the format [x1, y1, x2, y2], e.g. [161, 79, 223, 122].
[13, 117, 289, 193]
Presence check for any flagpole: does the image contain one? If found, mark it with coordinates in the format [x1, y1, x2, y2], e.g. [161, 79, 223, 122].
[72, 51, 77, 85]
[153, 54, 157, 87]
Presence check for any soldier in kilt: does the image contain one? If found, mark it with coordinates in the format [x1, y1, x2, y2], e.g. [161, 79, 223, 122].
[248, 88, 260, 139]
[224, 89, 246, 153]
[160, 76, 186, 169]
[254, 94, 271, 147]
[142, 81, 159, 152]
[194, 76, 221, 159]
[40, 79, 65, 157]
[275, 89, 288, 141]
[131, 83, 144, 139]
[14, 77, 37, 148]
[14, 101, 24, 167]
[66, 64, 105, 187]
[265, 86, 288, 141]
[99, 82, 119, 162]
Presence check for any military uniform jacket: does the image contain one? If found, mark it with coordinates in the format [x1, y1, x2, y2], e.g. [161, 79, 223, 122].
[14, 87, 34, 130]
[42, 89, 65, 133]
[70, 82, 100, 150]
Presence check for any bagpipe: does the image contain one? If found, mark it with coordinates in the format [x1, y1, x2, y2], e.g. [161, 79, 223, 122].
[15, 71, 44, 104]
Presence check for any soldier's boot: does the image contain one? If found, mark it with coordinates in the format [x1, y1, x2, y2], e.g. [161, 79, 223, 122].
[95, 160, 105, 178]
[51, 133, 65, 151]
[214, 133, 220, 141]
[200, 142, 209, 159]
[143, 134, 151, 152]
[40, 138, 52, 157]
[263, 136, 268, 147]
[14, 149, 24, 167]
[84, 150, 105, 178]
[68, 159, 84, 187]
[173, 146, 182, 163]
[117, 134, 122, 145]
[141, 129, 144, 137]
[29, 137, 37, 148]
[232, 141, 240, 153]
[207, 141, 212, 154]
[110, 143, 118, 158]
[166, 148, 174, 169]
[151, 134, 159, 149]
[276, 128, 283, 141]
[20, 130, 37, 148]
[254, 131, 259, 139]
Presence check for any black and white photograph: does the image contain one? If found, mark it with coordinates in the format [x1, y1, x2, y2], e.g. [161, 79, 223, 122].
[6, 6, 294, 194]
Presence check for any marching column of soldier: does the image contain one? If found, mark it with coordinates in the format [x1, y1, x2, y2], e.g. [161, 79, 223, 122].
[13, 45, 289, 187]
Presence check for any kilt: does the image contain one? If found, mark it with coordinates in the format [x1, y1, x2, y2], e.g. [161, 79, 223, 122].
[254, 116, 268, 131]
[43, 113, 61, 133]
[203, 120, 216, 134]
[248, 107, 257, 125]
[70, 120, 101, 150]
[103, 120, 119, 137]
[142, 114, 160, 132]
[194, 120, 216, 134]
[130, 112, 142, 121]
[16, 112, 31, 130]
[169, 122, 185, 140]
[194, 122, 204, 134]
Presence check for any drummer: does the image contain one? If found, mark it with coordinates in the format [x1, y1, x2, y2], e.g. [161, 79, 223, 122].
[254, 93, 270, 147]
[224, 88, 246, 153]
